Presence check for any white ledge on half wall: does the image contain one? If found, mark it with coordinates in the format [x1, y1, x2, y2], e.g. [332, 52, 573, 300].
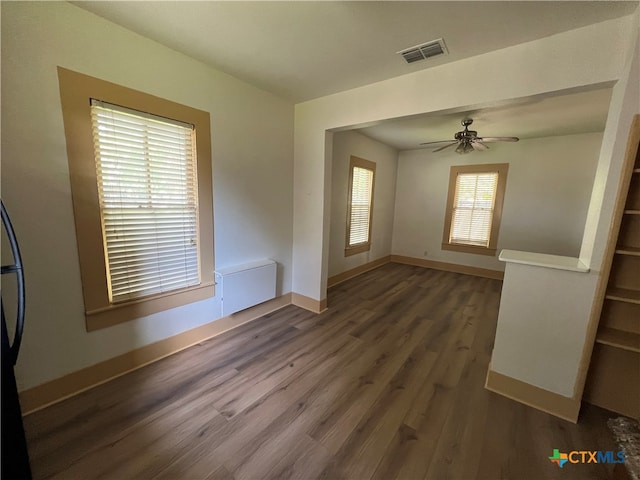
[498, 249, 590, 273]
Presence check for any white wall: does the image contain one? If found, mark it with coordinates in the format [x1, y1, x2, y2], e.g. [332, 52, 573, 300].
[581, 19, 640, 270]
[392, 133, 603, 271]
[1, 2, 294, 391]
[328, 131, 397, 277]
[491, 263, 597, 397]
[293, 16, 633, 302]
[489, 13, 639, 398]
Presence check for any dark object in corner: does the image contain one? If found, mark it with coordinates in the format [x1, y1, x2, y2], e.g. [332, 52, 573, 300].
[1, 200, 32, 479]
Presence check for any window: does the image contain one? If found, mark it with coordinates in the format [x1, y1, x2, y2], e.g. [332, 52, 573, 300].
[91, 100, 200, 303]
[442, 163, 508, 256]
[58, 67, 214, 331]
[345, 156, 375, 256]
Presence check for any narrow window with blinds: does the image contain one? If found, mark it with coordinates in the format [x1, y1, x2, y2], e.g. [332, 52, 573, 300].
[91, 100, 201, 302]
[442, 163, 508, 256]
[345, 156, 376, 256]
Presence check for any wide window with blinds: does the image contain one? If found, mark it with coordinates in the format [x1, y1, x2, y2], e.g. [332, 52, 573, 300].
[91, 100, 200, 302]
[345, 156, 376, 256]
[58, 67, 214, 331]
[442, 163, 508, 256]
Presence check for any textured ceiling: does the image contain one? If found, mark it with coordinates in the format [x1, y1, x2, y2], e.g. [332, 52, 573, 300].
[73, 1, 637, 102]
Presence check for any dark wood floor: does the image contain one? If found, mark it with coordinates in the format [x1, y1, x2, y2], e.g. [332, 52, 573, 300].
[24, 263, 617, 479]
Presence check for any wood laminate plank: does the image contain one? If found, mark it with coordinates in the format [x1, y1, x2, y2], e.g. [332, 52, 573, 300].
[317, 344, 439, 479]
[423, 284, 499, 480]
[370, 285, 495, 480]
[307, 316, 436, 452]
[207, 305, 372, 419]
[184, 333, 370, 475]
[25, 263, 619, 480]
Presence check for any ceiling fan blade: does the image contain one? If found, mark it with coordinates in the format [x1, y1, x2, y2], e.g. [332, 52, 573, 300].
[420, 140, 456, 146]
[477, 136, 519, 142]
[471, 141, 489, 151]
[432, 142, 458, 152]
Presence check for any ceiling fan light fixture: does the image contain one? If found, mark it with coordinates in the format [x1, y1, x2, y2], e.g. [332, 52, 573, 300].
[422, 118, 519, 153]
[471, 141, 489, 151]
[454, 141, 474, 154]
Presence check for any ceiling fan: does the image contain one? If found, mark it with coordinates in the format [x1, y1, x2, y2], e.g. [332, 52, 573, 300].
[420, 118, 519, 154]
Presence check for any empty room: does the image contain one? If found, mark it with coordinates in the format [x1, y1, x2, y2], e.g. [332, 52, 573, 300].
[2, 1, 639, 479]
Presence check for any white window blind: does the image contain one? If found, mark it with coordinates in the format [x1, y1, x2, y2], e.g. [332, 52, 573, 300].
[450, 172, 498, 247]
[90, 99, 200, 303]
[348, 166, 374, 246]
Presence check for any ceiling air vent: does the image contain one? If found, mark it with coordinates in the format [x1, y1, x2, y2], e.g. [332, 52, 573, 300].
[398, 38, 448, 64]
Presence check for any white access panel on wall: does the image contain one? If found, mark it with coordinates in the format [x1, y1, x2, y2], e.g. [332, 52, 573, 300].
[215, 259, 277, 316]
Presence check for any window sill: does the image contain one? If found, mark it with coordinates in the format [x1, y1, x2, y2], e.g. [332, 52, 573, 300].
[441, 242, 497, 257]
[345, 243, 371, 257]
[85, 281, 215, 332]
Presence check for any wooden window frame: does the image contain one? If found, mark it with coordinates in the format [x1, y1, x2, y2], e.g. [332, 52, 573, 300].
[345, 156, 376, 257]
[58, 67, 214, 331]
[442, 163, 509, 257]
